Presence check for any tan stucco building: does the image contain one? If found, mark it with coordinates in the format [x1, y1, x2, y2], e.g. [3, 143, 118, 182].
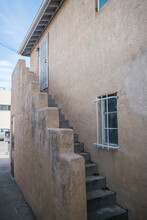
[11, 0, 147, 220]
[0, 90, 11, 129]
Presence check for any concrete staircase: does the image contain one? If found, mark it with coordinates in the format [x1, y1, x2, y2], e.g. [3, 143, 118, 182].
[48, 95, 128, 220]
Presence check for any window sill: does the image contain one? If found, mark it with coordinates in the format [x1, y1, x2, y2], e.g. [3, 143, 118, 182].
[94, 143, 120, 150]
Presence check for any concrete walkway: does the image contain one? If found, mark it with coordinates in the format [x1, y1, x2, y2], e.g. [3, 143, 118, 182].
[0, 142, 35, 220]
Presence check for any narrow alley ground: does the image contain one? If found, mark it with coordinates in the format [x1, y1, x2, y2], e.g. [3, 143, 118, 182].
[0, 141, 36, 220]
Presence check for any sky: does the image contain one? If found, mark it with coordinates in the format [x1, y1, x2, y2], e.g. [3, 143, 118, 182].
[0, 0, 42, 90]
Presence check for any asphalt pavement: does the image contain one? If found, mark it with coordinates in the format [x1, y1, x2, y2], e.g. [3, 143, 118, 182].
[0, 141, 36, 220]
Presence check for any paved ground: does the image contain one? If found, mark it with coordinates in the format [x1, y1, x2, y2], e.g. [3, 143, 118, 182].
[0, 141, 36, 220]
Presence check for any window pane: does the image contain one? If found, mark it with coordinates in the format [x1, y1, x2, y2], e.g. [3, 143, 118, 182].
[99, 0, 109, 9]
[101, 94, 118, 146]
[104, 113, 117, 128]
[108, 98, 117, 112]
[102, 100, 106, 113]
[109, 113, 117, 128]
[104, 129, 108, 144]
[104, 114, 107, 128]
[109, 129, 118, 145]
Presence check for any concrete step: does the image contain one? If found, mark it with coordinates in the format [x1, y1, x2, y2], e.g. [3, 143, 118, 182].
[48, 98, 58, 107]
[47, 93, 128, 220]
[87, 205, 128, 220]
[74, 134, 78, 143]
[48, 102, 58, 107]
[59, 108, 65, 121]
[74, 143, 84, 153]
[86, 176, 106, 192]
[48, 98, 55, 105]
[59, 120, 69, 128]
[78, 152, 90, 163]
[86, 163, 98, 176]
[87, 189, 116, 211]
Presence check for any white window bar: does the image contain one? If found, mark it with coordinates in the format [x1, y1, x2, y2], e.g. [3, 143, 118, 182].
[104, 128, 118, 130]
[96, 98, 99, 145]
[93, 95, 119, 150]
[106, 95, 109, 147]
[101, 96, 103, 146]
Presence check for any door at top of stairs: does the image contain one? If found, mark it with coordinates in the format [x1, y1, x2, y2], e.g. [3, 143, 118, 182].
[39, 33, 49, 92]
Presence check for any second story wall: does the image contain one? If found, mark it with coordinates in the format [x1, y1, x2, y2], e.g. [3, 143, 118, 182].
[30, 0, 147, 219]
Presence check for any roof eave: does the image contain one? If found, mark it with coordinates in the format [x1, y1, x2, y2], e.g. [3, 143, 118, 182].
[18, 0, 57, 56]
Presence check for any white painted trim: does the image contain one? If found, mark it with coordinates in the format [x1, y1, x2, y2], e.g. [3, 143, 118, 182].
[18, 0, 51, 55]
[93, 96, 118, 102]
[93, 95, 119, 150]
[94, 143, 120, 150]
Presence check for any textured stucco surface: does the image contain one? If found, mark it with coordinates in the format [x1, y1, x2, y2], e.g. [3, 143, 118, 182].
[11, 60, 87, 220]
[30, 0, 147, 219]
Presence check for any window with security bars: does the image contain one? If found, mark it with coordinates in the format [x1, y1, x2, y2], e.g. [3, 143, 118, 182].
[101, 94, 118, 145]
[93, 93, 119, 149]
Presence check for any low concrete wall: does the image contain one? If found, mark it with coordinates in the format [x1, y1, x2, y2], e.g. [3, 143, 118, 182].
[11, 60, 87, 220]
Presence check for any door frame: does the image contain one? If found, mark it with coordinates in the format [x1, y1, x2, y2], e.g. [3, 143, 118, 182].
[39, 32, 49, 92]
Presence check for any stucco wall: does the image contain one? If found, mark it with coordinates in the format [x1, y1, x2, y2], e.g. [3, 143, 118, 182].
[30, 0, 147, 219]
[0, 90, 11, 129]
[11, 60, 86, 220]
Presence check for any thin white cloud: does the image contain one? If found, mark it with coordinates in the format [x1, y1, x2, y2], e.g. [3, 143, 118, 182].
[0, 68, 12, 72]
[0, 72, 11, 80]
[4, 30, 16, 36]
[0, 60, 12, 67]
[0, 77, 10, 81]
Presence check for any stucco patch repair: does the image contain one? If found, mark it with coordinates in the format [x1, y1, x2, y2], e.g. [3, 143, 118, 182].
[122, 47, 147, 117]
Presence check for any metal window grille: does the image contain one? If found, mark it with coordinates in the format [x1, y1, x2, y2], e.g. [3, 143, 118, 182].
[93, 95, 119, 150]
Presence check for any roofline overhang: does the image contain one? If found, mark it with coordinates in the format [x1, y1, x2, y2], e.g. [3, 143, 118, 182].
[18, 0, 64, 57]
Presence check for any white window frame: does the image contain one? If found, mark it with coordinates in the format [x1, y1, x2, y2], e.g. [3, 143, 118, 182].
[93, 95, 119, 150]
